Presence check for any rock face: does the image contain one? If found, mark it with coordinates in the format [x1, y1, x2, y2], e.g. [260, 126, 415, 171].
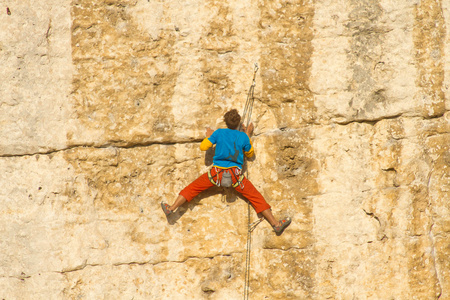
[0, 0, 449, 299]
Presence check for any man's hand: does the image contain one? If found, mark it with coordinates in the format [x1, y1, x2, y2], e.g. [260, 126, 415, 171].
[244, 123, 254, 137]
[206, 127, 214, 138]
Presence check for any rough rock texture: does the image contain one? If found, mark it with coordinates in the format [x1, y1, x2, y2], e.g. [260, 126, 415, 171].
[0, 0, 449, 299]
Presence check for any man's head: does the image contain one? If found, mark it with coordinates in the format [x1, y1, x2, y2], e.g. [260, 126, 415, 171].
[224, 109, 241, 130]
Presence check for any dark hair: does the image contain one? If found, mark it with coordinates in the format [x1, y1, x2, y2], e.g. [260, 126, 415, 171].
[224, 109, 241, 129]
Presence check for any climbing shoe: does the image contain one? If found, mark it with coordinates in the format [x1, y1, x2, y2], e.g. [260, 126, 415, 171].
[273, 217, 292, 234]
[161, 202, 173, 216]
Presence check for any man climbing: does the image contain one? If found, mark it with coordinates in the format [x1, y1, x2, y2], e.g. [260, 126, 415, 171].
[161, 109, 291, 234]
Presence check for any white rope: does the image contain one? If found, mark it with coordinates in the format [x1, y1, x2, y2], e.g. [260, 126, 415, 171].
[243, 63, 259, 300]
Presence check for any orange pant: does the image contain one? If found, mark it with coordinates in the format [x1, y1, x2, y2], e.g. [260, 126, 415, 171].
[179, 167, 271, 213]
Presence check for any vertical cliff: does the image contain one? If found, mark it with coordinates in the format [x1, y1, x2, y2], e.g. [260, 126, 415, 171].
[0, 0, 449, 299]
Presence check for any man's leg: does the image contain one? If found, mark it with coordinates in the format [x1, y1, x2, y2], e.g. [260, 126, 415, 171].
[165, 171, 214, 212]
[235, 177, 281, 227]
[169, 194, 187, 211]
[260, 208, 280, 227]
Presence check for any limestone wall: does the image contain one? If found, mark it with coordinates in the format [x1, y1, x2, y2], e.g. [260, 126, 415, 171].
[0, 0, 449, 299]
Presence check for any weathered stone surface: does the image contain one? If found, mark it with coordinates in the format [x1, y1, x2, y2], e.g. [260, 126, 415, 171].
[0, 0, 449, 299]
[0, 0, 73, 156]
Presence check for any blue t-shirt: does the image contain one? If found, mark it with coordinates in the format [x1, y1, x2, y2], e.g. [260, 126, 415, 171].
[207, 128, 252, 169]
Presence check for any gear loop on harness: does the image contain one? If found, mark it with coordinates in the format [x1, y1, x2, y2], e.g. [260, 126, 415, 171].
[207, 167, 245, 189]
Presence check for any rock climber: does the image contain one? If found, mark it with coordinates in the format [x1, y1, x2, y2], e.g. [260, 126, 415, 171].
[161, 109, 291, 234]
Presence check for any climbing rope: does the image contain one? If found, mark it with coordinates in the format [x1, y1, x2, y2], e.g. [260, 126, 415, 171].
[244, 206, 264, 300]
[240, 63, 259, 131]
[243, 63, 260, 300]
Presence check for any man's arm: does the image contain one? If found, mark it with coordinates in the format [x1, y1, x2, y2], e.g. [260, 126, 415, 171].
[206, 127, 214, 138]
[200, 127, 214, 151]
[244, 140, 254, 158]
[243, 123, 254, 137]
[242, 123, 255, 158]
